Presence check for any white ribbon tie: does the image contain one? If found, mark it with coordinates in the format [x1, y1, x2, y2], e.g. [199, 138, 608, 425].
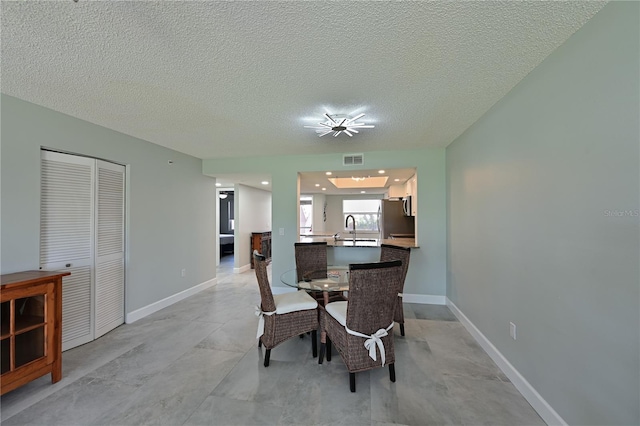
[255, 305, 276, 339]
[345, 322, 394, 366]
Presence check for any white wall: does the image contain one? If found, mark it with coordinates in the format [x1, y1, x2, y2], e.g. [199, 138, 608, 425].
[310, 193, 326, 234]
[235, 184, 271, 270]
[446, 3, 639, 425]
[1, 95, 217, 314]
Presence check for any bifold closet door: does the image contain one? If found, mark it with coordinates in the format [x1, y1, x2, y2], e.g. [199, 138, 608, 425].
[40, 151, 125, 350]
[40, 151, 96, 350]
[95, 160, 125, 338]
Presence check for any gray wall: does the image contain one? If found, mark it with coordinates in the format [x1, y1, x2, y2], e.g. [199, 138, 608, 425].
[446, 3, 639, 425]
[219, 193, 234, 234]
[1, 95, 217, 314]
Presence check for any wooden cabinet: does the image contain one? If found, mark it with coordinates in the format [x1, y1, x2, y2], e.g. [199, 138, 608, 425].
[1, 270, 69, 395]
[250, 232, 272, 268]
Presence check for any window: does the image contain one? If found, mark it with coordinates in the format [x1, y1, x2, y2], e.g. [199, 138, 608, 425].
[300, 197, 313, 235]
[343, 199, 380, 232]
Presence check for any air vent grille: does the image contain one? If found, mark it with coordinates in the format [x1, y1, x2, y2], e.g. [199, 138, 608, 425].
[343, 154, 364, 166]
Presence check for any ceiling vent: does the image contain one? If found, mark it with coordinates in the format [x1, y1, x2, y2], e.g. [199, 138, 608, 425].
[343, 153, 364, 166]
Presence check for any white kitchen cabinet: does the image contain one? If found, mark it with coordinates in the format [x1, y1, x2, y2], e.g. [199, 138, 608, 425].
[407, 174, 417, 216]
[388, 184, 406, 199]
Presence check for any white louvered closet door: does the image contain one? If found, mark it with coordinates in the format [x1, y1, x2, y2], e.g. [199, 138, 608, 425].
[40, 151, 96, 350]
[40, 151, 126, 350]
[95, 160, 125, 338]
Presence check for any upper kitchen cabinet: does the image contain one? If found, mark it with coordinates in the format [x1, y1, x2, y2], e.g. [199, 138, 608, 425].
[388, 184, 406, 199]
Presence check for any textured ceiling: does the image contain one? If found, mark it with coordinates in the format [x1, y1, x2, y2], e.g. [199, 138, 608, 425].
[1, 1, 606, 160]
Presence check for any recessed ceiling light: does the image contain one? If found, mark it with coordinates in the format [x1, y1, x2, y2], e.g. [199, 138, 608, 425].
[215, 183, 222, 187]
[378, 170, 385, 174]
[394, 178, 400, 182]
[322, 187, 326, 191]
[325, 171, 332, 175]
[261, 181, 269, 185]
[315, 184, 320, 187]
[304, 113, 374, 138]
[360, 191, 366, 193]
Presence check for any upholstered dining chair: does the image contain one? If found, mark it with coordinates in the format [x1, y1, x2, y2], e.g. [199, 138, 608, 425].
[319, 260, 404, 392]
[253, 250, 319, 367]
[379, 244, 411, 336]
[294, 242, 345, 305]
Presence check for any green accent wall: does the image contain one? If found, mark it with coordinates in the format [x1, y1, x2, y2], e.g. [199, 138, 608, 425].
[446, 3, 639, 424]
[203, 149, 447, 299]
[1, 95, 217, 313]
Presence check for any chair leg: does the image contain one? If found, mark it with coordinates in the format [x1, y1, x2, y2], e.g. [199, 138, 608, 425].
[326, 337, 332, 362]
[350, 373, 356, 392]
[389, 363, 396, 382]
[311, 330, 318, 358]
[264, 349, 271, 367]
[400, 323, 405, 337]
[318, 343, 325, 364]
[258, 339, 262, 348]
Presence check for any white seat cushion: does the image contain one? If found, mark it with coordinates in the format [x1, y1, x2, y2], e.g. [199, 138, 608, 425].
[325, 301, 348, 326]
[273, 291, 318, 314]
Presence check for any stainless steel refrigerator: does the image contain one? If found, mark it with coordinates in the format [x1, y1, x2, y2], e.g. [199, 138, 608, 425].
[379, 200, 415, 239]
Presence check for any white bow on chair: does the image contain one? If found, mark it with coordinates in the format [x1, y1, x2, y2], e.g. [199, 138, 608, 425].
[255, 305, 276, 339]
[346, 322, 394, 367]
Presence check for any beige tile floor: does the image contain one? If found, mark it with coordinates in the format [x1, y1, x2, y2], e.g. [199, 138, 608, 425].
[0, 255, 544, 425]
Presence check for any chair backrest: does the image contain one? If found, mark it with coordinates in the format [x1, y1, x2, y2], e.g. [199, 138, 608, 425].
[379, 244, 411, 291]
[294, 242, 328, 282]
[253, 250, 276, 312]
[345, 260, 403, 335]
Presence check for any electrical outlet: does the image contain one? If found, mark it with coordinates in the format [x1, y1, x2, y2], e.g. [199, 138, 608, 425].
[279, 228, 285, 236]
[181, 268, 186, 277]
[510, 322, 516, 340]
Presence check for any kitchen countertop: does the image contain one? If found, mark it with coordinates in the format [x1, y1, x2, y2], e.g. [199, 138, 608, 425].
[298, 235, 418, 248]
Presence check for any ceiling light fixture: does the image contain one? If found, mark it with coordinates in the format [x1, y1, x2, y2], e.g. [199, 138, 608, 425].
[219, 193, 228, 199]
[304, 113, 374, 137]
[351, 176, 367, 182]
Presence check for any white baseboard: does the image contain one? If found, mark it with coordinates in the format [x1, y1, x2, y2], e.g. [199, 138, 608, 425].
[234, 264, 251, 274]
[403, 293, 446, 305]
[125, 277, 217, 323]
[446, 298, 567, 426]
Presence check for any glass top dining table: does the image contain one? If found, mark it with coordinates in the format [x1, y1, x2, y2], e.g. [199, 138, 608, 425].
[280, 265, 350, 294]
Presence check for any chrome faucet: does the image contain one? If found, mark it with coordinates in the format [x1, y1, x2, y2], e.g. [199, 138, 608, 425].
[345, 214, 356, 242]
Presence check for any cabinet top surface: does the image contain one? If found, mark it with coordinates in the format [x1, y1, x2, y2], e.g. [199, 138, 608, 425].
[1, 270, 71, 287]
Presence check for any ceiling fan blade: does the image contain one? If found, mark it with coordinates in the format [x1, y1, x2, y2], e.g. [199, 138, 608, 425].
[344, 130, 353, 137]
[338, 118, 347, 126]
[347, 128, 359, 133]
[318, 129, 333, 137]
[333, 131, 341, 137]
[345, 113, 365, 124]
[324, 113, 338, 124]
[349, 124, 375, 128]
